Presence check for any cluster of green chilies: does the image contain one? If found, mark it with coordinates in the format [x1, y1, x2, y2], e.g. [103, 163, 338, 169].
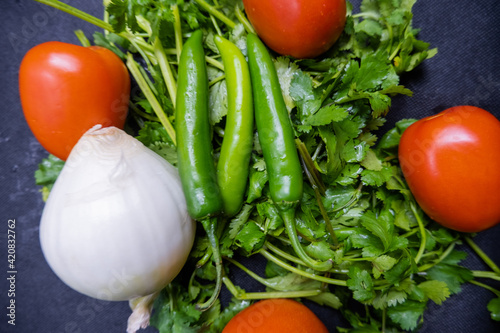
[174, 28, 338, 308]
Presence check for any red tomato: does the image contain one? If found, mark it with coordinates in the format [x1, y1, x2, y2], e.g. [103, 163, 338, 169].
[19, 41, 130, 161]
[398, 106, 500, 233]
[242, 0, 346, 59]
[222, 298, 328, 333]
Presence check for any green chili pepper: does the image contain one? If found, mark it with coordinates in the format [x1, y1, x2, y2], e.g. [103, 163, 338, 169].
[176, 30, 223, 220]
[214, 35, 254, 217]
[246, 33, 303, 204]
[246, 33, 332, 271]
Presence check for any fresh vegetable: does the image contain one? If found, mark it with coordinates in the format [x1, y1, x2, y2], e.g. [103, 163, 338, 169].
[398, 105, 500, 233]
[246, 34, 303, 206]
[247, 33, 332, 272]
[19, 41, 130, 161]
[222, 298, 329, 332]
[175, 30, 227, 312]
[175, 30, 223, 220]
[30, 0, 500, 332]
[214, 35, 254, 217]
[242, 0, 347, 58]
[39, 125, 195, 332]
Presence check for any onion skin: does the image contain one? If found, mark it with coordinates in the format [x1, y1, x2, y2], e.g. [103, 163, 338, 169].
[40, 126, 195, 301]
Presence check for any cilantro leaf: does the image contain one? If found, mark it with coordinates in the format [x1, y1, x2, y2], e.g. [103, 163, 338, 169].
[487, 297, 500, 321]
[426, 250, 473, 294]
[347, 266, 376, 302]
[418, 280, 450, 305]
[386, 299, 425, 331]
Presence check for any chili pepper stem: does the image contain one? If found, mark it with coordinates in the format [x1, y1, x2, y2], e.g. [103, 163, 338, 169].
[196, 218, 223, 311]
[278, 204, 333, 272]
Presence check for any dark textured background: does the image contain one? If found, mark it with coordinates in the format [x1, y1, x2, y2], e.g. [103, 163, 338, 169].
[1, 0, 500, 332]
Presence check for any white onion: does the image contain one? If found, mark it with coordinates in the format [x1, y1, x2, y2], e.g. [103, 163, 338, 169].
[39, 125, 195, 331]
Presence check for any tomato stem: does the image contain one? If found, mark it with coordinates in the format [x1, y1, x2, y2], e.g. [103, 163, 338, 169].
[464, 236, 500, 275]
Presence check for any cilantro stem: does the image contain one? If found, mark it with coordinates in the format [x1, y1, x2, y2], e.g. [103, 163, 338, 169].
[209, 74, 226, 87]
[296, 138, 340, 247]
[266, 240, 347, 274]
[206, 56, 225, 71]
[210, 14, 223, 36]
[351, 12, 380, 20]
[410, 202, 426, 264]
[225, 255, 325, 298]
[235, 4, 255, 34]
[418, 241, 456, 272]
[464, 236, 500, 275]
[35, 0, 112, 31]
[153, 38, 178, 109]
[74, 30, 90, 47]
[225, 256, 271, 286]
[171, 4, 183, 63]
[296, 139, 326, 195]
[222, 276, 322, 300]
[260, 249, 347, 286]
[265, 241, 306, 266]
[192, 0, 236, 30]
[472, 271, 500, 282]
[129, 102, 159, 122]
[126, 53, 177, 145]
[469, 280, 500, 298]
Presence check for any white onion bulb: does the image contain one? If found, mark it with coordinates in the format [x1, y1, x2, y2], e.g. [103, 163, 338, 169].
[39, 125, 195, 312]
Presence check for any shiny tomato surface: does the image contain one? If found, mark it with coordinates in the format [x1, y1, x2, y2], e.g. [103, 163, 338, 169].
[243, 0, 347, 59]
[398, 106, 500, 233]
[222, 298, 328, 333]
[19, 41, 130, 160]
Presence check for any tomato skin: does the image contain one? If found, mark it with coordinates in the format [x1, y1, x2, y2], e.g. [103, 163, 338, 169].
[222, 298, 328, 333]
[398, 106, 500, 233]
[19, 41, 130, 161]
[242, 0, 346, 59]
